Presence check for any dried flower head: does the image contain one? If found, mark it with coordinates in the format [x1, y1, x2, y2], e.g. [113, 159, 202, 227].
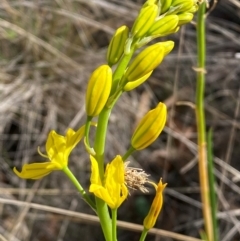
[124, 161, 150, 193]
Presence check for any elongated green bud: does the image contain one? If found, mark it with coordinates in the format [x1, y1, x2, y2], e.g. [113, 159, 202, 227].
[123, 71, 152, 91]
[125, 43, 166, 82]
[160, 0, 173, 14]
[107, 26, 129, 66]
[178, 12, 193, 25]
[132, 5, 158, 39]
[147, 15, 179, 37]
[85, 65, 112, 117]
[131, 102, 167, 150]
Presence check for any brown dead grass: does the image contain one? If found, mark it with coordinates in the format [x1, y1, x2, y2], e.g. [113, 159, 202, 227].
[0, 0, 240, 240]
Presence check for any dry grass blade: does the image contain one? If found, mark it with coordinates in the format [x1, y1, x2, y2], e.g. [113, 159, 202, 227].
[0, 198, 202, 241]
[0, 18, 81, 70]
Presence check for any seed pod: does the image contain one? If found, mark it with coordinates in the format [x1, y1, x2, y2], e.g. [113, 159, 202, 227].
[85, 65, 112, 117]
[131, 102, 167, 150]
[125, 43, 165, 82]
[107, 26, 129, 66]
[123, 71, 152, 91]
[147, 15, 179, 37]
[132, 5, 158, 39]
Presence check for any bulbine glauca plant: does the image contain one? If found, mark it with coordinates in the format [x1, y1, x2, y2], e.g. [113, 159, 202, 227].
[13, 0, 199, 240]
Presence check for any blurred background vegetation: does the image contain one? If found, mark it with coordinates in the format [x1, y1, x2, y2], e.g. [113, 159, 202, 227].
[0, 0, 240, 240]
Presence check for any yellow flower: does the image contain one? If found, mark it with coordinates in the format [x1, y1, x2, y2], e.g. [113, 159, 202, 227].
[13, 126, 87, 179]
[89, 155, 128, 209]
[143, 179, 167, 230]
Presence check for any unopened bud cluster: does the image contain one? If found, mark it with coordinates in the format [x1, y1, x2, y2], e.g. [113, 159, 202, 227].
[131, 0, 198, 39]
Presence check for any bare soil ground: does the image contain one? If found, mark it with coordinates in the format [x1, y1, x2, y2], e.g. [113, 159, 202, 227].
[0, 0, 240, 240]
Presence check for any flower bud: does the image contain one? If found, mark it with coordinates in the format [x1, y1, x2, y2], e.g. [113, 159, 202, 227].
[178, 12, 193, 25]
[160, 41, 175, 56]
[188, 4, 198, 13]
[143, 0, 158, 7]
[131, 102, 167, 150]
[147, 15, 179, 37]
[131, 5, 158, 39]
[107, 26, 129, 66]
[143, 179, 167, 230]
[170, 0, 194, 13]
[85, 65, 112, 117]
[123, 71, 152, 91]
[125, 43, 165, 82]
[160, 0, 173, 14]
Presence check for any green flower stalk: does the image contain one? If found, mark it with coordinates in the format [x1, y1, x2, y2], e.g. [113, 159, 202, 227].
[107, 26, 129, 66]
[85, 65, 112, 117]
[131, 102, 167, 150]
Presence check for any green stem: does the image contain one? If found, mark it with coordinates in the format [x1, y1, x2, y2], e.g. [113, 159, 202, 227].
[62, 167, 96, 211]
[196, 3, 213, 241]
[111, 209, 118, 241]
[139, 228, 148, 241]
[93, 107, 112, 241]
[111, 46, 135, 94]
[85, 116, 93, 147]
[122, 146, 135, 161]
[92, 40, 137, 241]
[207, 129, 219, 241]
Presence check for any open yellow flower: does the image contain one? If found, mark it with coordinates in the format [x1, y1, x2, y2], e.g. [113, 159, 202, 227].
[13, 126, 87, 179]
[89, 155, 128, 209]
[143, 179, 167, 230]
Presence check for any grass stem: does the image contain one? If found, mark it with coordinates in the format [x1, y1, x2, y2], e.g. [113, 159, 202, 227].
[196, 3, 214, 241]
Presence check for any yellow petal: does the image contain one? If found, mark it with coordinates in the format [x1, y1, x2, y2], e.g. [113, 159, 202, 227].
[90, 184, 115, 208]
[65, 126, 84, 157]
[13, 162, 58, 180]
[46, 130, 65, 163]
[89, 155, 102, 186]
[105, 155, 128, 209]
